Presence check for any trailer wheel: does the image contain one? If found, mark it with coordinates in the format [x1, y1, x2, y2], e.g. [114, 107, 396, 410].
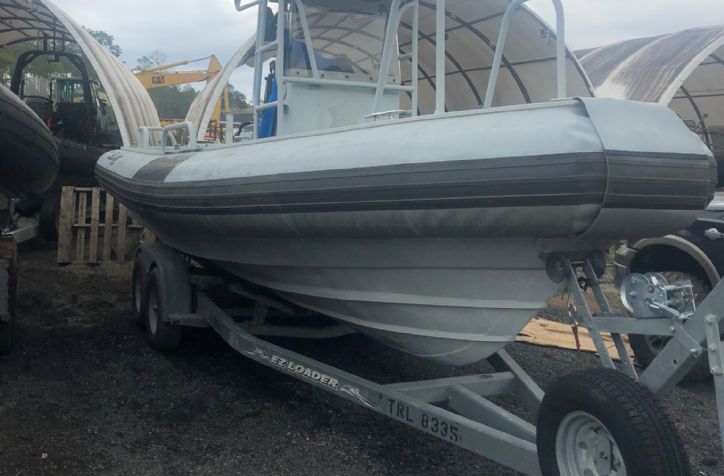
[537, 368, 690, 476]
[629, 272, 711, 382]
[0, 319, 12, 355]
[144, 268, 183, 352]
[132, 253, 147, 328]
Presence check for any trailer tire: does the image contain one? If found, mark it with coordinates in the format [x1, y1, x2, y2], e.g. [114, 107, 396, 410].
[629, 272, 711, 383]
[537, 368, 690, 476]
[144, 268, 183, 352]
[0, 319, 12, 355]
[132, 253, 148, 328]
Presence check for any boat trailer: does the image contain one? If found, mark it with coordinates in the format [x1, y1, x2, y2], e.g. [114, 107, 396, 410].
[131, 242, 712, 475]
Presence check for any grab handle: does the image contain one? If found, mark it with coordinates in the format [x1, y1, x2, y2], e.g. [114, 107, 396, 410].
[138, 121, 197, 152]
[235, 0, 260, 12]
[483, 0, 566, 108]
[161, 121, 198, 153]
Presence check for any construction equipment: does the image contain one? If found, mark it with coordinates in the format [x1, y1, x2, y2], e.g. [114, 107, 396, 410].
[12, 51, 122, 151]
[134, 55, 230, 135]
[9, 48, 124, 239]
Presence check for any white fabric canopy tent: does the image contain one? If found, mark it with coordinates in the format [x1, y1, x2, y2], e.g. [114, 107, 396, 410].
[187, 0, 594, 140]
[579, 26, 724, 156]
[0, 0, 160, 146]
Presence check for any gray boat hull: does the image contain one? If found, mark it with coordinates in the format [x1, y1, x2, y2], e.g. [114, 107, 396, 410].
[96, 98, 716, 365]
[216, 237, 561, 364]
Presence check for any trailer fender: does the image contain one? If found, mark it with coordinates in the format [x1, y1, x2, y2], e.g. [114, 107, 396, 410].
[618, 235, 720, 288]
[136, 244, 192, 320]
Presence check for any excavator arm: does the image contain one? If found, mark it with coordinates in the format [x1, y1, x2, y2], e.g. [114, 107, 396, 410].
[134, 54, 231, 135]
[135, 55, 223, 90]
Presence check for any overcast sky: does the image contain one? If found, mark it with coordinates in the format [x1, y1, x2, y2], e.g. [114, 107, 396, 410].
[53, 0, 724, 96]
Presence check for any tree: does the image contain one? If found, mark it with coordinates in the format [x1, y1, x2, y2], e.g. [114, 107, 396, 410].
[137, 51, 167, 71]
[85, 28, 122, 57]
[226, 83, 249, 111]
[150, 51, 167, 66]
[135, 56, 154, 71]
[147, 84, 198, 120]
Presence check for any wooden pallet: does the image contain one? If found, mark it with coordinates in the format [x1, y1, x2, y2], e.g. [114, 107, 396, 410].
[57, 186, 143, 265]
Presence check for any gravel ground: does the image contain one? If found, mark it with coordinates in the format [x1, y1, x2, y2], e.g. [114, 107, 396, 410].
[0, 244, 722, 475]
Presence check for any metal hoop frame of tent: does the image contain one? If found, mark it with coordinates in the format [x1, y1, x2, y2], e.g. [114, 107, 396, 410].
[186, 0, 595, 141]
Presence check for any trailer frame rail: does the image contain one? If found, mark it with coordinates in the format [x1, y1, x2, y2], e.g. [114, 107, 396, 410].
[197, 292, 543, 475]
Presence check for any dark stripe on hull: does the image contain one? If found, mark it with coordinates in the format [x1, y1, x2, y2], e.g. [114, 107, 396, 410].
[98, 149, 715, 215]
[604, 150, 716, 210]
[133, 154, 194, 182]
[99, 153, 608, 214]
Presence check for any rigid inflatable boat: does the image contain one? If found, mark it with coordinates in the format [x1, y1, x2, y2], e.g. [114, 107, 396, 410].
[0, 83, 59, 199]
[97, 0, 716, 365]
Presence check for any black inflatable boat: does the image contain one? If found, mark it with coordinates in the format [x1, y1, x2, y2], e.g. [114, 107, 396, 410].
[0, 83, 59, 199]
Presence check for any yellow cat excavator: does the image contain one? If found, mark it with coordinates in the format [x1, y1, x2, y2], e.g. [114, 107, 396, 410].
[134, 55, 229, 130]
